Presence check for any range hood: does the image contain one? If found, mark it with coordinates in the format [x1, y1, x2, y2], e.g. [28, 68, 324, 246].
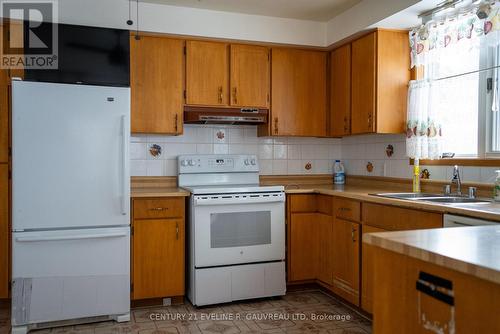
[184, 106, 268, 125]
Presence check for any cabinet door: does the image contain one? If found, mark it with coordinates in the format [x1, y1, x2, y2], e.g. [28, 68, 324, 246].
[132, 218, 184, 299]
[186, 40, 228, 106]
[289, 213, 318, 281]
[0, 164, 8, 298]
[351, 32, 376, 134]
[330, 44, 351, 137]
[317, 213, 333, 286]
[0, 67, 8, 163]
[230, 44, 269, 108]
[130, 35, 184, 134]
[271, 48, 327, 137]
[361, 224, 387, 313]
[332, 218, 360, 305]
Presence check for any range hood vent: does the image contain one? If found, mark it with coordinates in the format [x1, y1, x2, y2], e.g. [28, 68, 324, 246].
[184, 106, 268, 125]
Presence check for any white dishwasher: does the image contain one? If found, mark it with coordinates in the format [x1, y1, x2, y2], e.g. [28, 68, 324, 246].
[443, 214, 498, 227]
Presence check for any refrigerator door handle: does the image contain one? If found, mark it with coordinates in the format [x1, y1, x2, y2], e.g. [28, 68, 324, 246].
[121, 115, 129, 216]
[15, 232, 128, 242]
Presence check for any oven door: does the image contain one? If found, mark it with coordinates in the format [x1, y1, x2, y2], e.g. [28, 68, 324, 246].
[193, 192, 285, 268]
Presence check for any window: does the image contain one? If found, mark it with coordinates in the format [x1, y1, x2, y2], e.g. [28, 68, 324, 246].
[409, 5, 500, 161]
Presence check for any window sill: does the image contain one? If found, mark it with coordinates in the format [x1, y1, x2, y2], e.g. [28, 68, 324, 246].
[409, 158, 500, 167]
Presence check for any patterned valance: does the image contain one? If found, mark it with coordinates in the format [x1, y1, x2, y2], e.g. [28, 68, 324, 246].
[410, 2, 500, 68]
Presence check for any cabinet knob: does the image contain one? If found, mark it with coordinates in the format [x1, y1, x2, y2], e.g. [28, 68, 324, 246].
[232, 87, 238, 104]
[367, 113, 373, 129]
[218, 86, 223, 104]
[176, 222, 179, 240]
[150, 207, 168, 211]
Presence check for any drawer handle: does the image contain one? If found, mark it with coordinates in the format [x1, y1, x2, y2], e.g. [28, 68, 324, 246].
[339, 207, 351, 212]
[176, 222, 179, 240]
[351, 227, 357, 242]
[150, 207, 168, 211]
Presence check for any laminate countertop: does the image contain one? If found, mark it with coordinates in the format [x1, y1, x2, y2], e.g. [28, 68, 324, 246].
[364, 225, 500, 285]
[131, 181, 500, 221]
[283, 183, 500, 222]
[131, 187, 190, 198]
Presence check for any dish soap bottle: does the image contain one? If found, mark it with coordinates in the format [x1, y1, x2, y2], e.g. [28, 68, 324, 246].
[495, 170, 500, 202]
[334, 160, 345, 185]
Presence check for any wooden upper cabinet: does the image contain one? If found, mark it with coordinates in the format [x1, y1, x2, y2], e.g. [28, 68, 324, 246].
[130, 35, 184, 134]
[351, 32, 376, 135]
[332, 218, 360, 305]
[230, 44, 269, 108]
[186, 40, 229, 106]
[330, 44, 351, 137]
[351, 30, 410, 135]
[269, 48, 327, 137]
[0, 61, 8, 164]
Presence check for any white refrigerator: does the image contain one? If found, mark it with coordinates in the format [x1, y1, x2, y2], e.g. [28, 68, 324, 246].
[11, 80, 131, 332]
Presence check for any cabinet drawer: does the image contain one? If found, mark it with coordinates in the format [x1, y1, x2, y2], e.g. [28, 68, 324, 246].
[334, 198, 361, 222]
[362, 203, 442, 231]
[133, 198, 184, 219]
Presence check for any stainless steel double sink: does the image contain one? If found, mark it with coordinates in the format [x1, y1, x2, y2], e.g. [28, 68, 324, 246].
[370, 193, 492, 204]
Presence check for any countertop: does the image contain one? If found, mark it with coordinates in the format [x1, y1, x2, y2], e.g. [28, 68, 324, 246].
[364, 225, 500, 285]
[131, 181, 500, 221]
[131, 187, 190, 198]
[283, 183, 500, 222]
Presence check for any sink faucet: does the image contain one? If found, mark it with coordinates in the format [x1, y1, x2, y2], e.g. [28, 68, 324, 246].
[451, 165, 462, 196]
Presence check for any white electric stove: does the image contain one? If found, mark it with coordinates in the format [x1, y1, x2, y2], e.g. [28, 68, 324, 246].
[178, 154, 286, 306]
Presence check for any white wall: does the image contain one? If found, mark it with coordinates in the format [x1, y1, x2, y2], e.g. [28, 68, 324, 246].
[130, 125, 341, 176]
[325, 0, 420, 44]
[16, 0, 422, 47]
[57, 0, 327, 46]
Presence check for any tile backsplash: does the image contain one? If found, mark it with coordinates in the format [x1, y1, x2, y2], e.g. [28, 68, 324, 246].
[342, 134, 500, 184]
[131, 126, 499, 183]
[130, 125, 342, 176]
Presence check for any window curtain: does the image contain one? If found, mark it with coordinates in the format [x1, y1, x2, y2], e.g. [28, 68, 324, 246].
[407, 2, 500, 159]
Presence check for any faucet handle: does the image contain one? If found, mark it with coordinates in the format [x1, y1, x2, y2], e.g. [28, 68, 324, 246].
[468, 187, 477, 199]
[443, 185, 451, 195]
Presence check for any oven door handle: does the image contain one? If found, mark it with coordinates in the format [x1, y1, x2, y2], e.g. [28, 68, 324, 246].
[194, 195, 285, 206]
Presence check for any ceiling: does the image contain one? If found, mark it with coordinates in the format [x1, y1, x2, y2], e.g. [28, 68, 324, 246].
[142, 0, 362, 22]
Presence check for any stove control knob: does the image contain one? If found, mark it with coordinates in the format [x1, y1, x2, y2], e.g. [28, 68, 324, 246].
[244, 159, 250, 166]
[250, 159, 257, 166]
[188, 160, 195, 166]
[181, 160, 188, 167]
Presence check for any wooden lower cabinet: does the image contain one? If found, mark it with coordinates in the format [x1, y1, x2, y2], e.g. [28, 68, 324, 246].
[361, 224, 387, 313]
[289, 213, 319, 281]
[361, 204, 442, 313]
[0, 164, 8, 298]
[373, 247, 500, 333]
[317, 213, 333, 286]
[131, 198, 185, 300]
[332, 218, 360, 305]
[287, 194, 444, 311]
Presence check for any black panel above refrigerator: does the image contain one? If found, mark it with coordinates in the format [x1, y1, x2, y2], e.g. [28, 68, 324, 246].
[23, 23, 130, 87]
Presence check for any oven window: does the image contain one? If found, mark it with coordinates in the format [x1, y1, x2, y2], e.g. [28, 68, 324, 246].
[210, 211, 271, 248]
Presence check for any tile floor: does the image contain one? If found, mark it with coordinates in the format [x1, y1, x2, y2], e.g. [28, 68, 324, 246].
[0, 290, 372, 334]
